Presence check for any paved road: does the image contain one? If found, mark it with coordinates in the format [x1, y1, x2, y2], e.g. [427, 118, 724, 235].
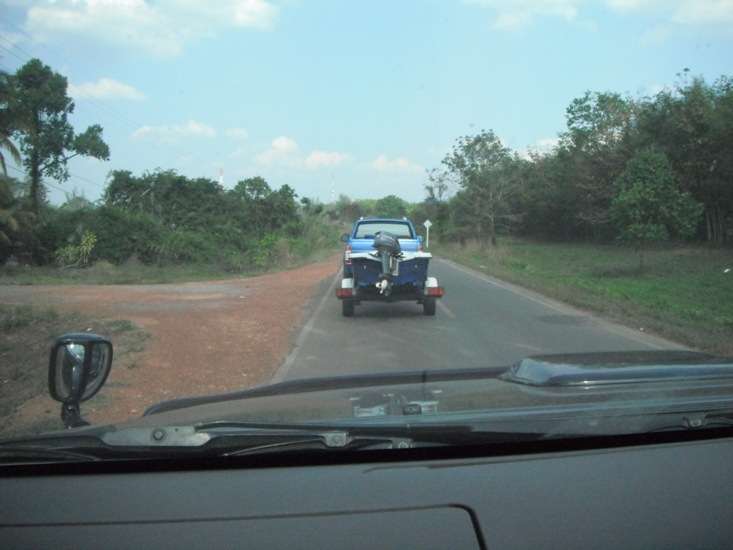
[272, 258, 686, 382]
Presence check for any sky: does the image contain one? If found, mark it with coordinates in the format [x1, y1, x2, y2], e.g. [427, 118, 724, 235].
[1, 0, 732, 205]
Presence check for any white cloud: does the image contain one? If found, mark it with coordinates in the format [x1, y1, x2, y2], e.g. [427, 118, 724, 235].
[305, 151, 353, 169]
[185, 0, 280, 30]
[256, 136, 298, 165]
[69, 78, 146, 101]
[132, 119, 216, 141]
[606, 0, 733, 36]
[462, 0, 585, 30]
[671, 0, 733, 27]
[465, 0, 733, 34]
[365, 154, 423, 174]
[256, 136, 352, 169]
[639, 25, 675, 44]
[225, 128, 250, 140]
[536, 137, 560, 150]
[22, 0, 279, 58]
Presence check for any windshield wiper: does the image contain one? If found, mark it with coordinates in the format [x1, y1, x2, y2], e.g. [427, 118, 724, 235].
[100, 421, 431, 456]
[97, 420, 545, 456]
[15, 411, 728, 464]
[0, 421, 541, 464]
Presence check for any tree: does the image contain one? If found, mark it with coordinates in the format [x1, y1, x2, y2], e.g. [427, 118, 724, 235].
[635, 74, 733, 243]
[106, 169, 226, 231]
[0, 135, 20, 177]
[6, 59, 110, 211]
[0, 176, 21, 262]
[374, 195, 408, 218]
[329, 195, 371, 223]
[611, 150, 702, 271]
[232, 175, 271, 202]
[422, 168, 453, 237]
[441, 129, 519, 244]
[559, 91, 636, 239]
[517, 148, 583, 241]
[0, 70, 22, 176]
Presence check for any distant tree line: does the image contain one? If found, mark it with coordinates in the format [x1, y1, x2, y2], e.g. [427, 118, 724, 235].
[1, 59, 731, 270]
[417, 71, 732, 248]
[0, 59, 328, 269]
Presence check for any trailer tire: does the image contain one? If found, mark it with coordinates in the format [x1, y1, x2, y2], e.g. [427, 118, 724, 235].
[342, 299, 355, 317]
[423, 297, 436, 316]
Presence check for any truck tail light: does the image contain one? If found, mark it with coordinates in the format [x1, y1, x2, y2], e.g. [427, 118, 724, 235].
[336, 288, 353, 298]
[345, 245, 352, 264]
[426, 286, 444, 297]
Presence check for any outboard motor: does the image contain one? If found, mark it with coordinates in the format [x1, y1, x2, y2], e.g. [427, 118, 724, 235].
[372, 231, 401, 295]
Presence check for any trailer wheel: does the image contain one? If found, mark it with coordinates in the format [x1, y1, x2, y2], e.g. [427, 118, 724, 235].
[342, 299, 355, 317]
[423, 297, 436, 316]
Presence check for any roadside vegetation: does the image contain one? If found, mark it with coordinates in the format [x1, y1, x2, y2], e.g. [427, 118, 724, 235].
[435, 239, 733, 357]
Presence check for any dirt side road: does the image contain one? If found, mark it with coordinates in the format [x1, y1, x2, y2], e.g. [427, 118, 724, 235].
[0, 257, 340, 432]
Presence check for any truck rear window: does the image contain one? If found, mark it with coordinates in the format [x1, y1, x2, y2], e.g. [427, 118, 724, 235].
[354, 222, 414, 239]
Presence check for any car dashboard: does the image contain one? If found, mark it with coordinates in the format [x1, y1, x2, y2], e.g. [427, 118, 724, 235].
[3, 430, 733, 549]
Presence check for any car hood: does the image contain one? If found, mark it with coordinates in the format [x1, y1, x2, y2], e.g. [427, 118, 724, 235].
[67, 349, 733, 435]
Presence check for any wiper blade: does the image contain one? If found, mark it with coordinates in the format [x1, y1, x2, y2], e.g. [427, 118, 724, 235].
[536, 408, 733, 438]
[0, 445, 103, 463]
[218, 431, 414, 457]
[0, 433, 115, 464]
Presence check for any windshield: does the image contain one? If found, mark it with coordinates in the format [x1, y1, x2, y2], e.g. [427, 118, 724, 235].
[0, 2, 732, 457]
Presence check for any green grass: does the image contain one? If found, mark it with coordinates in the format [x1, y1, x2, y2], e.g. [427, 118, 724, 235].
[433, 239, 733, 356]
[0, 262, 257, 285]
[2, 305, 60, 332]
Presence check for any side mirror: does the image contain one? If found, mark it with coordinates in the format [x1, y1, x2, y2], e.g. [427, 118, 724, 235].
[48, 334, 113, 429]
[340, 233, 349, 242]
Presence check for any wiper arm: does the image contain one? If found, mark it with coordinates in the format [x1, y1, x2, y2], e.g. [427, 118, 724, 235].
[190, 421, 415, 455]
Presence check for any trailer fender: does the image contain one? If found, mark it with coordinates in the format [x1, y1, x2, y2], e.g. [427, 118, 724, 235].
[424, 277, 445, 297]
[335, 278, 354, 299]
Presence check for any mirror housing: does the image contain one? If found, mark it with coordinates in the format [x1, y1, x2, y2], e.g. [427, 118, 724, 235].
[340, 233, 349, 242]
[48, 334, 113, 429]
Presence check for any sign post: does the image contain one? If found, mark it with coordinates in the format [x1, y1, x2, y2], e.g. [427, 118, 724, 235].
[423, 219, 432, 249]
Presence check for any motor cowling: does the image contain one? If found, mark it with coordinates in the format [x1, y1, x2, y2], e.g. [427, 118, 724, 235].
[372, 231, 401, 256]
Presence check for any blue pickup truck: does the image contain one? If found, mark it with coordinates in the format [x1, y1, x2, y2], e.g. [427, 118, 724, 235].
[336, 218, 444, 316]
[340, 218, 422, 277]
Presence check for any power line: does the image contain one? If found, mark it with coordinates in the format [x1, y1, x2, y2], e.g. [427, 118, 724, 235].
[0, 14, 210, 172]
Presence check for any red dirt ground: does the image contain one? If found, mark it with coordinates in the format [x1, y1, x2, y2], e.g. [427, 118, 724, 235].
[0, 256, 340, 433]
